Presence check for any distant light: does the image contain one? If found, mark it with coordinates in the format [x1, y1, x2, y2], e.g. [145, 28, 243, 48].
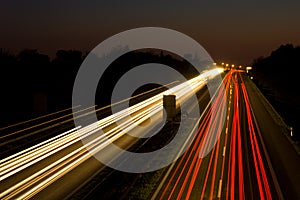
[246, 66, 252, 70]
[226, 64, 229, 67]
[231, 64, 235, 68]
[217, 68, 224, 73]
[221, 62, 225, 66]
[250, 77, 253, 79]
[239, 65, 242, 68]
[213, 62, 217, 66]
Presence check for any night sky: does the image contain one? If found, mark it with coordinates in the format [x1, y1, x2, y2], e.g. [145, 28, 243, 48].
[1, 0, 300, 65]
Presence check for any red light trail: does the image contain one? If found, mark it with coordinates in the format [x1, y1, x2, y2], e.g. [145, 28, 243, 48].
[156, 70, 281, 199]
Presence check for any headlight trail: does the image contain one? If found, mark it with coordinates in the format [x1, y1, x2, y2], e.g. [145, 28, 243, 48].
[0, 68, 223, 199]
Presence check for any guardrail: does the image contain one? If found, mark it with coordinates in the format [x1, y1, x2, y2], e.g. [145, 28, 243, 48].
[247, 76, 300, 155]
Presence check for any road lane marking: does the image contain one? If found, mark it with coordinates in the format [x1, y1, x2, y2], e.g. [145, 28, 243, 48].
[217, 179, 223, 198]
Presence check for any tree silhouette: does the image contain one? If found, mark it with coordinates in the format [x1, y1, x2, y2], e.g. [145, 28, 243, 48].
[0, 48, 84, 126]
[252, 44, 300, 141]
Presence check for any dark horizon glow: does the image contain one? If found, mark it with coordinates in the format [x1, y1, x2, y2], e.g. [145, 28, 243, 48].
[1, 0, 300, 65]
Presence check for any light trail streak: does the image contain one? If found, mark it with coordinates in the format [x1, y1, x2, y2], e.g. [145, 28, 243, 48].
[157, 71, 230, 200]
[184, 75, 228, 200]
[228, 75, 245, 200]
[218, 71, 233, 199]
[0, 105, 81, 131]
[208, 103, 225, 199]
[159, 105, 211, 200]
[0, 70, 214, 181]
[0, 106, 96, 140]
[237, 99, 245, 200]
[230, 80, 238, 200]
[241, 80, 272, 200]
[0, 68, 224, 199]
[157, 70, 280, 199]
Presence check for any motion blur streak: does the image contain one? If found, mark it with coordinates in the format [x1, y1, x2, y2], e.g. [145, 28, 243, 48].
[0, 68, 223, 199]
[240, 77, 272, 200]
[156, 70, 281, 199]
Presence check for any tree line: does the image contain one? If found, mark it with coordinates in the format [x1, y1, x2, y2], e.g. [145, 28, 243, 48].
[0, 48, 197, 126]
[252, 44, 300, 141]
[0, 49, 85, 126]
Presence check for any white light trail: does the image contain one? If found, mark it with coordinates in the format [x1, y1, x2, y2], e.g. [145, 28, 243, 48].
[0, 68, 223, 199]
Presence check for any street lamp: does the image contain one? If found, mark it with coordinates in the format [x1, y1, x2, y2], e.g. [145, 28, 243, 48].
[246, 66, 252, 73]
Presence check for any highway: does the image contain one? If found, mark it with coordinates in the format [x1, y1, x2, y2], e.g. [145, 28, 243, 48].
[0, 69, 223, 199]
[152, 70, 300, 200]
[1, 69, 299, 199]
